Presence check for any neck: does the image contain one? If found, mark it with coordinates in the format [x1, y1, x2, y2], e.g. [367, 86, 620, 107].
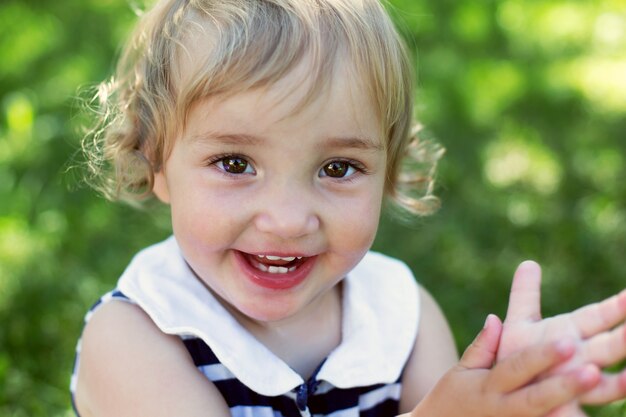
[234, 284, 344, 379]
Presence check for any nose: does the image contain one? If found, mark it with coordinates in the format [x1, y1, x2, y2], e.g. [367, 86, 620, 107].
[253, 183, 320, 240]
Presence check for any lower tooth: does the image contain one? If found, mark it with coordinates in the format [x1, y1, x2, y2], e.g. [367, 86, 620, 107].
[252, 259, 298, 274]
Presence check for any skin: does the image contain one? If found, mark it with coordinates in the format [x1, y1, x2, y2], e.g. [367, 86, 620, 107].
[152, 60, 387, 376]
[401, 263, 626, 417]
[404, 314, 603, 417]
[74, 60, 626, 417]
[497, 261, 626, 417]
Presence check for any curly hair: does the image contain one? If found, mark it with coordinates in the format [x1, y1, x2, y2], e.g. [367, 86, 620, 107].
[82, 0, 444, 215]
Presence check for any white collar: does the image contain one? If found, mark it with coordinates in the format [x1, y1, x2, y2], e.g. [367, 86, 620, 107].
[118, 236, 420, 396]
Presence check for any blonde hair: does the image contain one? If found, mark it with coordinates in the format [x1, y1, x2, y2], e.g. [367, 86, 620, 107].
[82, 0, 444, 215]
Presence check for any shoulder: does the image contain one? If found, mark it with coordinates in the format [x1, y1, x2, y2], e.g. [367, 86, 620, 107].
[74, 300, 231, 417]
[399, 285, 458, 413]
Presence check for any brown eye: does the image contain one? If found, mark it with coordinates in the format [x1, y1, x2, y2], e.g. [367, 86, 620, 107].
[321, 161, 353, 178]
[220, 157, 252, 174]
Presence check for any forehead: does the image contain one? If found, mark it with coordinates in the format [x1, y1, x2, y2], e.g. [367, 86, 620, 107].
[183, 58, 384, 148]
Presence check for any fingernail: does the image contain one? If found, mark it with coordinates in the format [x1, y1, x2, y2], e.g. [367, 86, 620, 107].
[483, 314, 497, 329]
[518, 260, 540, 273]
[576, 364, 600, 386]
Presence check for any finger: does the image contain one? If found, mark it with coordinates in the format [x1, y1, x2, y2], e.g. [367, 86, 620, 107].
[545, 403, 587, 417]
[490, 339, 576, 392]
[582, 323, 626, 367]
[580, 369, 626, 404]
[459, 314, 502, 369]
[504, 261, 543, 323]
[507, 365, 600, 415]
[571, 289, 626, 339]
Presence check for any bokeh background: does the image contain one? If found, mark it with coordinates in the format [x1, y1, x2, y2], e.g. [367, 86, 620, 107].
[0, 0, 624, 415]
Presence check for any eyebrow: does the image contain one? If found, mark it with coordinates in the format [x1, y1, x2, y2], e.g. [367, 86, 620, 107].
[188, 133, 262, 146]
[323, 136, 384, 152]
[189, 132, 384, 151]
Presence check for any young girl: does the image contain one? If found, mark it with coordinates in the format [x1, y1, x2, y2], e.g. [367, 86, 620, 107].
[71, 1, 626, 416]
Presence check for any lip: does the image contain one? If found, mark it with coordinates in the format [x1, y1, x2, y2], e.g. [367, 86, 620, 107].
[234, 250, 317, 290]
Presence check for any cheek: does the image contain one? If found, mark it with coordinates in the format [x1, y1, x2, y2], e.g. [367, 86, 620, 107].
[169, 183, 247, 242]
[331, 191, 383, 252]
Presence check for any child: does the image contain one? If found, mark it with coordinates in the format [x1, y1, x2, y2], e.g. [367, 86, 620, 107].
[71, 1, 626, 416]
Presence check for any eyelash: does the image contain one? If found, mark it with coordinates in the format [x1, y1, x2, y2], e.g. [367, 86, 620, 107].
[204, 154, 369, 180]
[318, 158, 369, 181]
[205, 153, 256, 177]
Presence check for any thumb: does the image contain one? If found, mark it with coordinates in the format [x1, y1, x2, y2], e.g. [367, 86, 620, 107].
[459, 314, 503, 369]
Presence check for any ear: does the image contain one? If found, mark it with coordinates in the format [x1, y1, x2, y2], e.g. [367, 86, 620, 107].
[152, 170, 171, 204]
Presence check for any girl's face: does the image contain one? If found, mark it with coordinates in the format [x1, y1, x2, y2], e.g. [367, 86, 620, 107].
[153, 63, 386, 325]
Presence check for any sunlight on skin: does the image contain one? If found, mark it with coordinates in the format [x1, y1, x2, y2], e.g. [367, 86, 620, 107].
[499, 261, 626, 416]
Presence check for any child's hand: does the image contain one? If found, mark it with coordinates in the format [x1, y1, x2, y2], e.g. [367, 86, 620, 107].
[408, 314, 601, 417]
[498, 261, 626, 415]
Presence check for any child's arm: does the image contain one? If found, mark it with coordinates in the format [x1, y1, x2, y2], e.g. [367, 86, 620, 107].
[74, 301, 232, 417]
[401, 313, 600, 417]
[498, 261, 626, 405]
[399, 287, 459, 410]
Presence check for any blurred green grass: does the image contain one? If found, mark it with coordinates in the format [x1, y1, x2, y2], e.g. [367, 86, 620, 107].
[0, 0, 624, 415]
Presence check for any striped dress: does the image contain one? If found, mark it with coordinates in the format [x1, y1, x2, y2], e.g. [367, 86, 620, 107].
[70, 237, 420, 417]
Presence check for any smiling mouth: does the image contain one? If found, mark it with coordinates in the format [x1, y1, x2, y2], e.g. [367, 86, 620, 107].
[247, 253, 307, 274]
[234, 250, 316, 290]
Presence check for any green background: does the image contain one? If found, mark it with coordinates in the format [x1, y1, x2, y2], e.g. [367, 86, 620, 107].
[0, 0, 624, 415]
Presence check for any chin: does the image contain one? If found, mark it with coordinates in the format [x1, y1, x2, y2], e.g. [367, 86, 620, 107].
[236, 299, 304, 323]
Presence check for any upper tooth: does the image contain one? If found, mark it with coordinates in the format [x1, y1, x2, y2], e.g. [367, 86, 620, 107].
[265, 255, 296, 262]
